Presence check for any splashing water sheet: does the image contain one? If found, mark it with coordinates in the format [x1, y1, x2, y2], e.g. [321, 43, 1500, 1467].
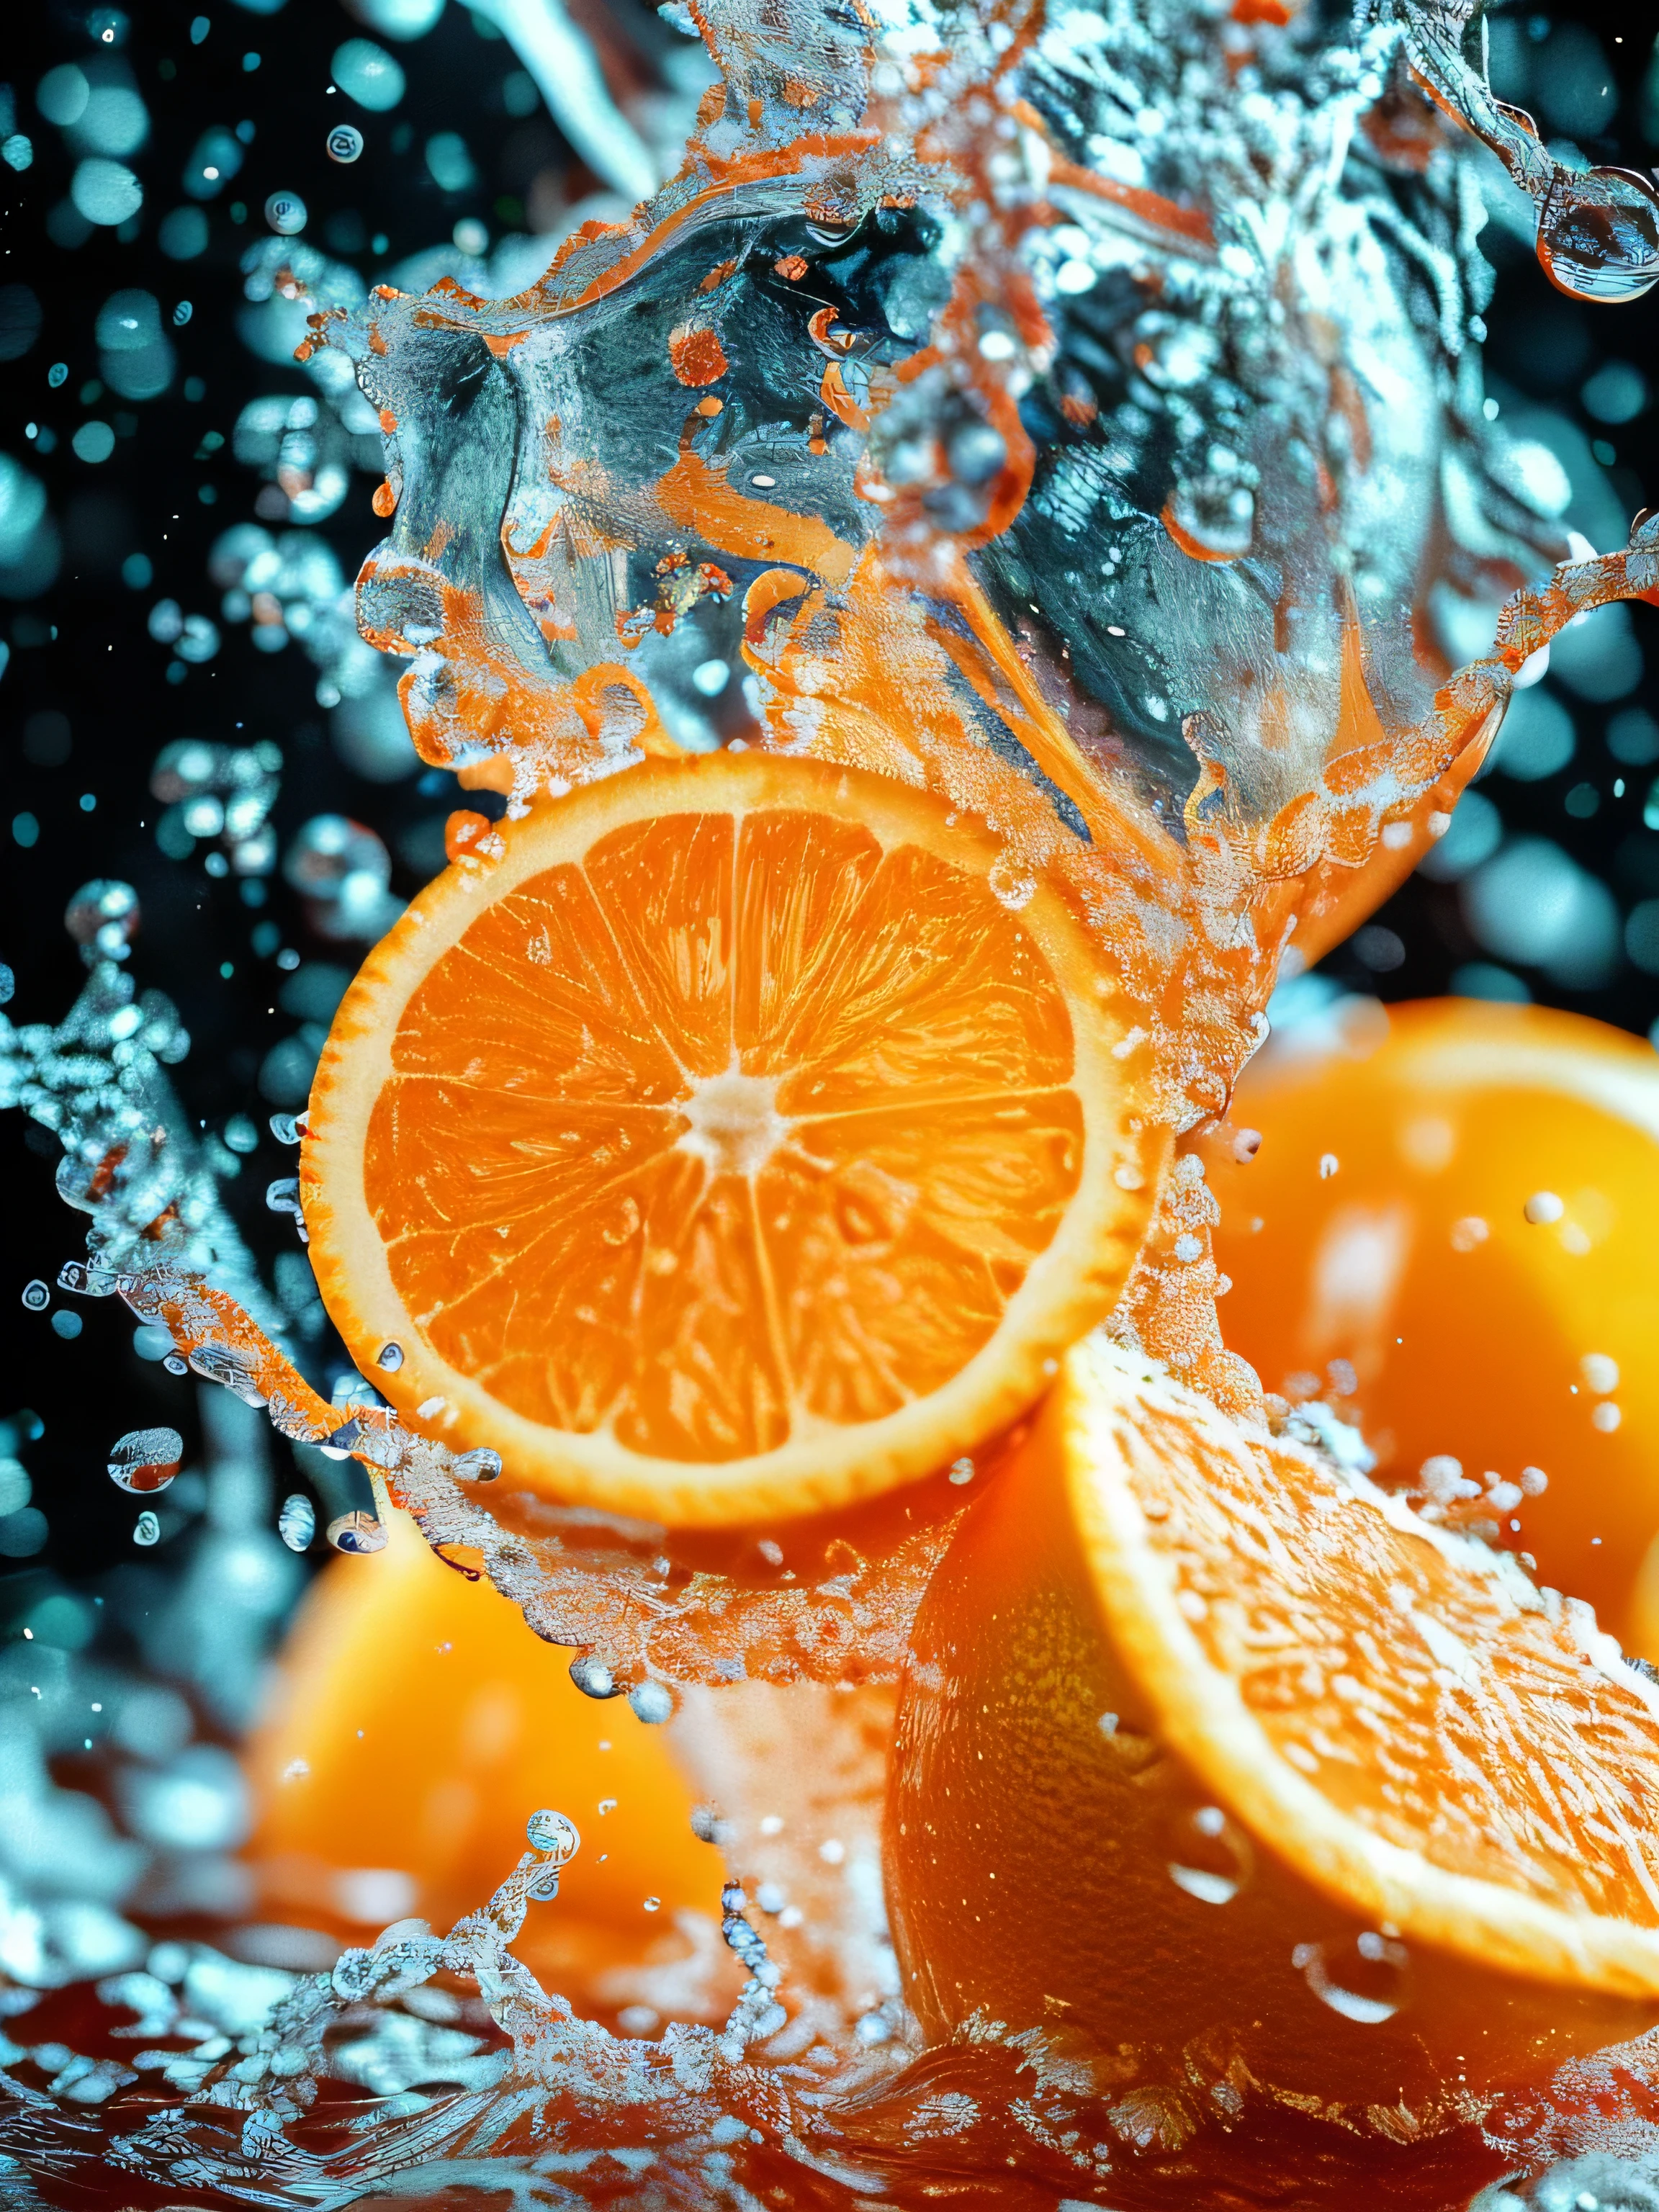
[6, 0, 1659, 2203]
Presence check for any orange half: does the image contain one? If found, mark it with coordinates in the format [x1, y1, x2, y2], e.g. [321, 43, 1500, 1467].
[302, 752, 1162, 1524]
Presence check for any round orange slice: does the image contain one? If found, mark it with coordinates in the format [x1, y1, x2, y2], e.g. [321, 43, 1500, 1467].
[889, 1336, 1659, 2144]
[302, 752, 1161, 1526]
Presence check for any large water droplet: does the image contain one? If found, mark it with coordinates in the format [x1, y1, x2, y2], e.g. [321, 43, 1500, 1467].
[327, 1510, 387, 1554]
[279, 1493, 316, 1552]
[1292, 1930, 1412, 2023]
[453, 1447, 501, 1482]
[570, 1653, 623, 1699]
[1537, 168, 1659, 305]
[1166, 1803, 1254, 1905]
[108, 1426, 184, 1493]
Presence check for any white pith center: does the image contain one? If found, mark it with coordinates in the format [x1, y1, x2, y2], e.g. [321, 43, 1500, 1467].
[675, 1066, 792, 1179]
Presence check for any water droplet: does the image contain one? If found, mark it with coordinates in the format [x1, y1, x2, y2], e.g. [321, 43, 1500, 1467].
[326, 123, 364, 164]
[1166, 1803, 1254, 1905]
[162, 1353, 187, 1376]
[453, 1447, 501, 1482]
[64, 878, 139, 953]
[570, 1653, 623, 1699]
[987, 856, 1036, 910]
[643, 1897, 661, 1912]
[629, 1680, 674, 1725]
[132, 1510, 161, 1546]
[269, 1113, 302, 1145]
[279, 1493, 316, 1552]
[264, 191, 307, 238]
[21, 1281, 50, 1313]
[376, 1341, 404, 1372]
[327, 1511, 387, 1554]
[1292, 1930, 1412, 2023]
[1537, 168, 1659, 306]
[526, 1807, 581, 1861]
[948, 1457, 975, 1485]
[1524, 1190, 1564, 1226]
[107, 1425, 184, 1493]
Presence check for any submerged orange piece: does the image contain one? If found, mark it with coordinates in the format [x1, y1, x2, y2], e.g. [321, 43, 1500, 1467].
[244, 1503, 732, 2008]
[1204, 998, 1659, 1655]
[302, 751, 1161, 1525]
[889, 1340, 1659, 2152]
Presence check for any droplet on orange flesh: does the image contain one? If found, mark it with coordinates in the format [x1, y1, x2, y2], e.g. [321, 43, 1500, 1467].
[888, 1340, 1659, 2156]
[1205, 998, 1659, 1655]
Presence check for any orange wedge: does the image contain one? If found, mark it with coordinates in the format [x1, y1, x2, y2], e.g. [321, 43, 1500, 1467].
[1204, 999, 1659, 1655]
[889, 1338, 1659, 2146]
[302, 752, 1161, 1525]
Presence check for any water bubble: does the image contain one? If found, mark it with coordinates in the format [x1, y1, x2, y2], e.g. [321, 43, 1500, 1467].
[1524, 1190, 1565, 1226]
[629, 1680, 674, 1725]
[325, 123, 364, 165]
[376, 1341, 404, 1372]
[1166, 1803, 1254, 1905]
[327, 1511, 387, 1554]
[132, 1510, 161, 1547]
[453, 1447, 501, 1481]
[108, 1426, 184, 1493]
[570, 1653, 623, 1699]
[264, 192, 307, 238]
[1292, 1930, 1412, 2023]
[278, 1493, 315, 1552]
[1537, 168, 1659, 305]
[643, 1897, 662, 1912]
[162, 1353, 187, 1376]
[21, 1282, 50, 1313]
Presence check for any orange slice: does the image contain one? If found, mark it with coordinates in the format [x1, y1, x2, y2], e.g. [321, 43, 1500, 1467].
[889, 1338, 1659, 2146]
[302, 752, 1161, 1525]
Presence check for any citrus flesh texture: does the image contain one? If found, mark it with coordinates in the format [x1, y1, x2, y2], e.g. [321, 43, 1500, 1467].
[243, 1503, 732, 2009]
[888, 1337, 1659, 2146]
[1205, 998, 1659, 1656]
[302, 752, 1161, 1526]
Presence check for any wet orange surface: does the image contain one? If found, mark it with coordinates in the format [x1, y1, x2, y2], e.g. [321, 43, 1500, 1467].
[1205, 998, 1659, 1653]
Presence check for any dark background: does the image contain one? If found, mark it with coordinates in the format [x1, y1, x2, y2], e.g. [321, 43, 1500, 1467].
[0, 0, 1655, 1609]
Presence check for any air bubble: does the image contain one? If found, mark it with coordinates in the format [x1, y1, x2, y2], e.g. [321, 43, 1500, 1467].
[325, 124, 364, 164]
[21, 1282, 50, 1313]
[986, 857, 1036, 910]
[376, 1341, 405, 1372]
[1292, 1930, 1411, 2023]
[279, 1493, 316, 1552]
[1524, 1191, 1564, 1226]
[132, 1510, 161, 1547]
[162, 1353, 188, 1376]
[327, 1511, 387, 1554]
[107, 1426, 184, 1493]
[264, 192, 307, 237]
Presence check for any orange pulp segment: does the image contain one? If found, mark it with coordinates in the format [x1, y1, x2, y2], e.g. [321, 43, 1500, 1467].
[889, 1337, 1659, 2142]
[302, 752, 1161, 1525]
